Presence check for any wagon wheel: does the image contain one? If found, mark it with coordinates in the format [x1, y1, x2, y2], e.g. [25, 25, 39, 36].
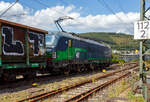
[2, 73, 16, 82]
[23, 71, 36, 80]
[0, 69, 3, 78]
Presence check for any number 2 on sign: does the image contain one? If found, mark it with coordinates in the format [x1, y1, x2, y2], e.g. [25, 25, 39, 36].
[141, 30, 146, 38]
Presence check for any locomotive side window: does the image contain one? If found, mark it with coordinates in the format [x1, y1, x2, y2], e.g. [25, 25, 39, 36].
[72, 39, 88, 50]
[2, 26, 24, 56]
[29, 32, 44, 56]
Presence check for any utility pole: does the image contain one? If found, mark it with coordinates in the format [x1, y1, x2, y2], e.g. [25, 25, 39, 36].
[139, 0, 147, 101]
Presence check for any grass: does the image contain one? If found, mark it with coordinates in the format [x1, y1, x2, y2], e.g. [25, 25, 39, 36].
[108, 73, 142, 102]
[127, 91, 145, 102]
[80, 32, 139, 51]
[108, 79, 129, 98]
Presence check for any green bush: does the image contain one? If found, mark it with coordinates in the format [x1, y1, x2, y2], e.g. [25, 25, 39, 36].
[112, 58, 125, 64]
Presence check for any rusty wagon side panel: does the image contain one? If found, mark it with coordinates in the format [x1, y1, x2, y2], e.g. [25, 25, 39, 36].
[0, 19, 48, 70]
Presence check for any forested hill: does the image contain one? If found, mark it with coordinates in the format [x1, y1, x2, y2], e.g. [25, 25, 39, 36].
[79, 32, 139, 51]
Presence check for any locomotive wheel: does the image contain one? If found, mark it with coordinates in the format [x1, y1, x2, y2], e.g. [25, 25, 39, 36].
[2, 73, 16, 82]
[64, 69, 70, 75]
[64, 71, 70, 75]
[90, 64, 94, 71]
[76, 64, 81, 72]
[100, 64, 106, 70]
[77, 68, 80, 72]
[63, 67, 70, 75]
[79, 64, 86, 72]
[84, 65, 88, 72]
[80, 67, 85, 72]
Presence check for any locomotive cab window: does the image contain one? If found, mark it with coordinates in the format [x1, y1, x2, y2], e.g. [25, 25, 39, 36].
[56, 37, 72, 51]
[46, 34, 59, 52]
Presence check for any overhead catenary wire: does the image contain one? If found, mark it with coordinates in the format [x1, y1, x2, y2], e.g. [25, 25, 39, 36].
[31, 0, 86, 34]
[115, 0, 133, 25]
[32, 0, 73, 30]
[97, 0, 133, 33]
[113, 0, 134, 51]
[17, 0, 66, 31]
[1, 13, 26, 17]
[0, 0, 19, 18]
[98, 0, 122, 21]
[0, 0, 75, 32]
[32, 0, 66, 16]
[20, 0, 68, 19]
[32, 0, 84, 33]
[20, 0, 38, 11]
[97, 0, 135, 52]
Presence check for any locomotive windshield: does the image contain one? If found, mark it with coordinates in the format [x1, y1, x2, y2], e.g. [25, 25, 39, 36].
[46, 34, 59, 52]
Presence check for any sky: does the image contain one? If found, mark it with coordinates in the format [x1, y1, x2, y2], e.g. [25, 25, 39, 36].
[0, 0, 147, 34]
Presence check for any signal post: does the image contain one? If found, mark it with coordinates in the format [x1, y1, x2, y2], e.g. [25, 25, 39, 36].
[134, 0, 150, 101]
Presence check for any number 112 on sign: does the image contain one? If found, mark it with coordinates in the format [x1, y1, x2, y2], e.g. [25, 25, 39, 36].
[134, 21, 150, 40]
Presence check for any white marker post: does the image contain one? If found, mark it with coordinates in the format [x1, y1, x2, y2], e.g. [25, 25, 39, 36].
[134, 20, 148, 101]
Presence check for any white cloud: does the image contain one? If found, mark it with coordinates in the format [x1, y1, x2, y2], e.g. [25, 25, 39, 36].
[0, 1, 28, 17]
[64, 12, 139, 34]
[0, 1, 140, 34]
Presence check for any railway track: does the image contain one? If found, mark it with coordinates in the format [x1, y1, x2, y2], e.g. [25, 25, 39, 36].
[17, 62, 138, 102]
[0, 62, 133, 89]
[64, 69, 137, 102]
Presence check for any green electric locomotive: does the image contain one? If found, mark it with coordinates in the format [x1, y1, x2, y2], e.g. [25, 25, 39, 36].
[46, 31, 112, 73]
[0, 19, 112, 81]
